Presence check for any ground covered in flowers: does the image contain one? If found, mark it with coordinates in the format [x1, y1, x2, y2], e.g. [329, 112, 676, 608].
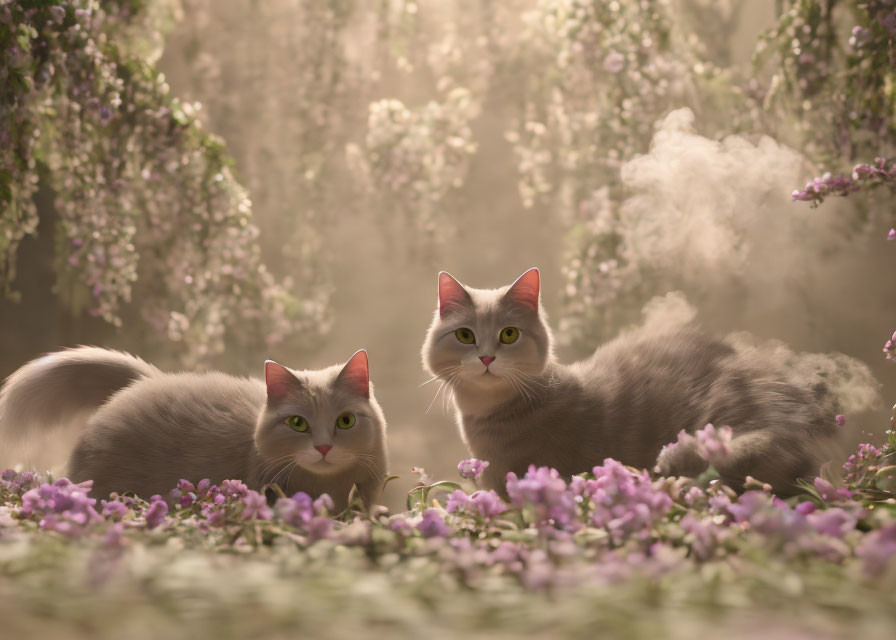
[3, 429, 896, 639]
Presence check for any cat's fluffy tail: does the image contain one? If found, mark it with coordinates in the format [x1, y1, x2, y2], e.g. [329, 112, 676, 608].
[0, 346, 158, 441]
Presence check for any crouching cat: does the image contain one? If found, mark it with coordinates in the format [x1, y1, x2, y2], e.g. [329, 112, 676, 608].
[0, 348, 388, 511]
[422, 268, 853, 497]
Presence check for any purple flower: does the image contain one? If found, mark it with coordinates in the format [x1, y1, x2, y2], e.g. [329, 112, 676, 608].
[506, 465, 579, 531]
[795, 501, 816, 515]
[417, 508, 451, 538]
[887, 228, 895, 241]
[220, 479, 249, 498]
[695, 423, 732, 461]
[793, 158, 895, 206]
[856, 525, 896, 575]
[446, 489, 507, 520]
[207, 509, 227, 527]
[708, 492, 732, 515]
[490, 541, 524, 572]
[445, 489, 472, 514]
[241, 491, 273, 521]
[727, 491, 769, 523]
[569, 475, 587, 498]
[585, 459, 672, 543]
[683, 487, 705, 506]
[813, 477, 853, 502]
[843, 443, 883, 484]
[681, 514, 726, 560]
[170, 479, 198, 507]
[276, 492, 313, 529]
[101, 500, 129, 521]
[313, 494, 335, 516]
[806, 508, 857, 538]
[470, 490, 507, 519]
[144, 499, 168, 529]
[20, 478, 102, 537]
[308, 516, 334, 542]
[388, 516, 414, 535]
[0, 470, 40, 496]
[835, 414, 846, 426]
[730, 493, 811, 538]
[457, 458, 489, 481]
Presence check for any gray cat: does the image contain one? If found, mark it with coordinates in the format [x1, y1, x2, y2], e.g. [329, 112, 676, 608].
[422, 268, 847, 496]
[0, 347, 388, 511]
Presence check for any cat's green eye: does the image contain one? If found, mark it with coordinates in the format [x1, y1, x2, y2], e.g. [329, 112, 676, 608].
[499, 327, 520, 344]
[455, 328, 476, 344]
[336, 412, 356, 430]
[285, 415, 309, 432]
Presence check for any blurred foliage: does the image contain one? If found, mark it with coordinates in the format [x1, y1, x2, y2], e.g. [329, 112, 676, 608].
[0, 0, 328, 365]
[756, 0, 896, 164]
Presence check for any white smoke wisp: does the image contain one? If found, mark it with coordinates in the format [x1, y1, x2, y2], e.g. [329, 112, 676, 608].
[627, 291, 882, 420]
[607, 107, 896, 391]
[725, 331, 882, 415]
[618, 107, 844, 292]
[609, 107, 891, 432]
[638, 291, 698, 335]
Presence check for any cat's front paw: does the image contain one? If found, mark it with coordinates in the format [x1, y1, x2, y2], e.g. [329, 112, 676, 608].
[654, 440, 709, 479]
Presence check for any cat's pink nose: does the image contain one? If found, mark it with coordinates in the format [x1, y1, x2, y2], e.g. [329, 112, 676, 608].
[480, 356, 495, 367]
[315, 444, 332, 457]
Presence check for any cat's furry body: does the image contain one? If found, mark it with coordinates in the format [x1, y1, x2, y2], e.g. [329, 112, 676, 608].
[423, 269, 845, 496]
[0, 348, 388, 510]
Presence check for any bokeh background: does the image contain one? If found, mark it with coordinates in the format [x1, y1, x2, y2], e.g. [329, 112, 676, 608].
[2, 0, 895, 512]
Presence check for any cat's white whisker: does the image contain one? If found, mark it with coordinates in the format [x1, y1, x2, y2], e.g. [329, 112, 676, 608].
[426, 380, 449, 415]
[418, 375, 442, 388]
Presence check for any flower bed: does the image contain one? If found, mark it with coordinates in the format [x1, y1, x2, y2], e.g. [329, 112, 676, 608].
[3, 425, 896, 638]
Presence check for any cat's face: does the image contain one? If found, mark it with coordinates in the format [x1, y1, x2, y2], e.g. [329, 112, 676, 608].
[254, 350, 385, 477]
[422, 268, 552, 394]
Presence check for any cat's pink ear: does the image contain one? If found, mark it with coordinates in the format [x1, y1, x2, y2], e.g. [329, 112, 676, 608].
[505, 267, 540, 312]
[438, 271, 471, 318]
[265, 360, 299, 401]
[336, 349, 369, 398]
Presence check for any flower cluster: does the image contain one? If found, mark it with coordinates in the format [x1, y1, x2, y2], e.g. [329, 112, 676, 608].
[348, 88, 478, 240]
[791, 158, 896, 206]
[758, 2, 896, 160]
[575, 459, 672, 544]
[506, 466, 580, 532]
[167, 478, 336, 529]
[3, 432, 896, 601]
[507, 0, 717, 211]
[883, 329, 896, 361]
[446, 489, 507, 521]
[19, 478, 103, 537]
[842, 443, 885, 486]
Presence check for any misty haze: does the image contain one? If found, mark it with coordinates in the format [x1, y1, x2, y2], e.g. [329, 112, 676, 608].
[1, 1, 895, 638]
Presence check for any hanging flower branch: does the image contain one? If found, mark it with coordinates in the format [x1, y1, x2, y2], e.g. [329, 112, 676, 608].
[0, 0, 327, 364]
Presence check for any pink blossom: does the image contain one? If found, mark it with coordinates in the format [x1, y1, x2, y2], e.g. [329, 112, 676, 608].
[144, 499, 168, 529]
[457, 458, 489, 481]
[417, 508, 451, 538]
[695, 424, 732, 461]
[241, 491, 273, 521]
[856, 525, 896, 575]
